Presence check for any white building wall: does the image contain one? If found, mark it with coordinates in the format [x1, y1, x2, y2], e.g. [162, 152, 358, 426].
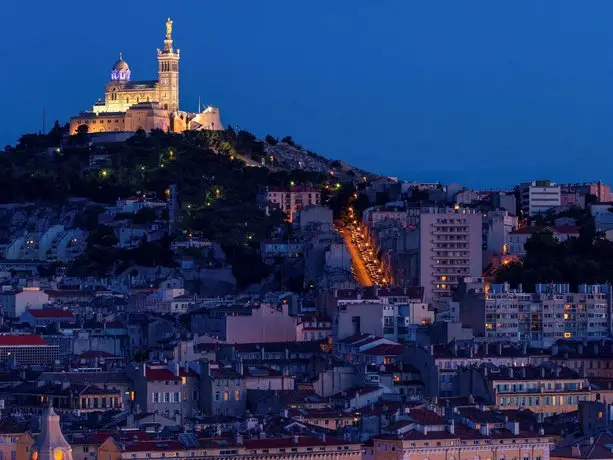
[419, 208, 483, 305]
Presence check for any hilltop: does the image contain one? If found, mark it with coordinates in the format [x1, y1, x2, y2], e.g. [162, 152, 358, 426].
[1, 124, 372, 286]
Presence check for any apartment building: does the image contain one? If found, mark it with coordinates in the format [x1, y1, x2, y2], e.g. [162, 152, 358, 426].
[335, 301, 432, 342]
[484, 283, 611, 348]
[0, 335, 59, 366]
[404, 341, 546, 397]
[127, 363, 199, 422]
[454, 365, 591, 416]
[267, 186, 321, 221]
[199, 361, 246, 417]
[520, 180, 561, 216]
[98, 435, 362, 460]
[371, 407, 551, 460]
[419, 207, 483, 305]
[0, 287, 49, 318]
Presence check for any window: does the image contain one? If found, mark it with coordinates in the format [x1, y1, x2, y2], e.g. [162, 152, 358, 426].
[223, 391, 229, 401]
[234, 390, 240, 400]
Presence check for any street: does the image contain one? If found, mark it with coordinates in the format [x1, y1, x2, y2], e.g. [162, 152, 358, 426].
[339, 225, 373, 286]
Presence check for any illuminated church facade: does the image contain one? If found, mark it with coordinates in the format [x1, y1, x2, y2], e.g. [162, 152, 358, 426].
[70, 18, 223, 135]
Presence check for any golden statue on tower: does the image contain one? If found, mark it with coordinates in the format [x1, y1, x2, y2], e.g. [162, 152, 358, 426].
[166, 18, 173, 39]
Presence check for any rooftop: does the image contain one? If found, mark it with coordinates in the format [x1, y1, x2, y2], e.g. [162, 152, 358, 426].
[0, 335, 48, 346]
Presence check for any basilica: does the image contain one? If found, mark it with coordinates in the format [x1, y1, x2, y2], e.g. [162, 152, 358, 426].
[69, 18, 223, 135]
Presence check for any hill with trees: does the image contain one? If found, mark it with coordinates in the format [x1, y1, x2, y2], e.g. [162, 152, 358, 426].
[2, 124, 368, 287]
[495, 208, 613, 290]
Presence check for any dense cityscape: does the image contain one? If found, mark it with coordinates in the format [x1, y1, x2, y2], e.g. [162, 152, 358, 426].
[2, 13, 613, 460]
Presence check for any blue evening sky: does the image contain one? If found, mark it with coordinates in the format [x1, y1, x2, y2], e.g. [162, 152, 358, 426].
[3, 1, 613, 188]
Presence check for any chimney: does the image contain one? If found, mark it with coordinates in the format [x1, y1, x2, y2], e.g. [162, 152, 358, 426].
[480, 424, 489, 436]
[540, 366, 545, 378]
[555, 367, 561, 378]
[293, 435, 299, 445]
[508, 367, 514, 379]
[448, 419, 455, 435]
[485, 342, 489, 355]
[497, 342, 503, 356]
[520, 367, 526, 379]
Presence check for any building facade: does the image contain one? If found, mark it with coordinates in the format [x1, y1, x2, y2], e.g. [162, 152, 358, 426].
[520, 180, 561, 216]
[419, 207, 483, 305]
[485, 283, 610, 347]
[267, 187, 321, 221]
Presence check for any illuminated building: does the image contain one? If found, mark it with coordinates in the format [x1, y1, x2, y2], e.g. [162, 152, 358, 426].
[69, 19, 223, 135]
[266, 187, 321, 221]
[419, 207, 483, 305]
[17, 404, 73, 460]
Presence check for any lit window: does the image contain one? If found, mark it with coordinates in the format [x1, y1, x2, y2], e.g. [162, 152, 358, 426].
[223, 391, 229, 401]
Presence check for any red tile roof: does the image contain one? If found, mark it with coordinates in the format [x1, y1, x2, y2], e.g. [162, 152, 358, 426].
[0, 335, 48, 346]
[361, 344, 405, 355]
[122, 440, 184, 452]
[145, 367, 197, 382]
[26, 308, 74, 319]
[242, 436, 354, 449]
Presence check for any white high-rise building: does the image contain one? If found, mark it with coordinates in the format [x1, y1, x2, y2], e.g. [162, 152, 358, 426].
[419, 207, 483, 305]
[520, 180, 561, 216]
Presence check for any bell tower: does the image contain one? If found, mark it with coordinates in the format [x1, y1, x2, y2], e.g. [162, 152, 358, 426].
[157, 18, 180, 112]
[30, 404, 73, 460]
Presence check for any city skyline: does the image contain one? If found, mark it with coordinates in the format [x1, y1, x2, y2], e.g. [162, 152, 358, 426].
[4, 1, 613, 187]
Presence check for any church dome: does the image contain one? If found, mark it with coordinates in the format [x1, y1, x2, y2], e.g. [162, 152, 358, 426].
[113, 58, 129, 71]
[111, 53, 131, 81]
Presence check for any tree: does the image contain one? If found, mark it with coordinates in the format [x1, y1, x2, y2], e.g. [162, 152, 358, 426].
[281, 136, 295, 146]
[265, 135, 278, 145]
[76, 124, 89, 135]
[133, 207, 157, 225]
